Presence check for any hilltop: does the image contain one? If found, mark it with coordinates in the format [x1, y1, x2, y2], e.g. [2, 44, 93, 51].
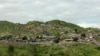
[0, 20, 84, 37]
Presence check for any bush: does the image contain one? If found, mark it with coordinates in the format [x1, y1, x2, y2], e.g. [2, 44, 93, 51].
[7, 45, 15, 56]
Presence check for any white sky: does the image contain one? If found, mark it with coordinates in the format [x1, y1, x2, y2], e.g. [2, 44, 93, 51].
[0, 0, 100, 28]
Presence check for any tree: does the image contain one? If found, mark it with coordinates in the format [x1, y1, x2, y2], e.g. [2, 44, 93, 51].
[74, 29, 78, 33]
[7, 45, 15, 56]
[22, 36, 27, 40]
[53, 37, 60, 43]
[73, 37, 78, 42]
[81, 33, 86, 39]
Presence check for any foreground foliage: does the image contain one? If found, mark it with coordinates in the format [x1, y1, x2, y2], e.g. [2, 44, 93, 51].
[0, 44, 100, 56]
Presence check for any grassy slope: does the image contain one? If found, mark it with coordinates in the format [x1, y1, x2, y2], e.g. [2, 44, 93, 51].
[0, 44, 100, 56]
[0, 21, 27, 36]
[0, 20, 84, 36]
[46, 20, 82, 29]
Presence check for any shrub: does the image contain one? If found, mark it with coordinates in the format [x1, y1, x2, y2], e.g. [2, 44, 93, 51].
[7, 45, 15, 56]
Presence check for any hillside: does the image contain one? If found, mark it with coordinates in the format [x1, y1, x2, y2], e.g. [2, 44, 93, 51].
[0, 20, 100, 43]
[0, 20, 84, 36]
[46, 20, 81, 29]
[0, 20, 100, 45]
[0, 21, 16, 35]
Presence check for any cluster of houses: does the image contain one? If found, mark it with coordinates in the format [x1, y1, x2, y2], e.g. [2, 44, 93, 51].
[0, 32, 98, 45]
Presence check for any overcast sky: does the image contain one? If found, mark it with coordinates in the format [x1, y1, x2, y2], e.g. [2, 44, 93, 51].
[0, 0, 100, 28]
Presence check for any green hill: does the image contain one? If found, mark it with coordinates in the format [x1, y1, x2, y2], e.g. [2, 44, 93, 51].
[0, 21, 27, 36]
[0, 21, 16, 35]
[46, 20, 81, 29]
[0, 20, 85, 37]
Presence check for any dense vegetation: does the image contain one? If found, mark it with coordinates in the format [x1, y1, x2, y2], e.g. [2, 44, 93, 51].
[0, 44, 99, 56]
